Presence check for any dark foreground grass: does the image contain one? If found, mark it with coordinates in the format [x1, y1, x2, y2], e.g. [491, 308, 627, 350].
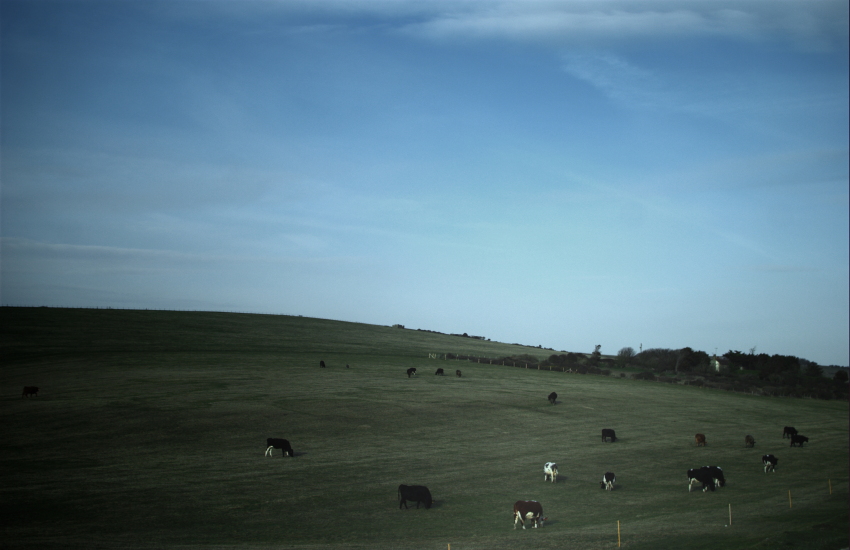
[2, 308, 848, 549]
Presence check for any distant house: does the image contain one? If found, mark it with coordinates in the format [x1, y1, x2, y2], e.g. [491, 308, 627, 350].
[711, 355, 731, 372]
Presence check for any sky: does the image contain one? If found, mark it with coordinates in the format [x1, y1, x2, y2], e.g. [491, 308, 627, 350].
[1, 0, 848, 366]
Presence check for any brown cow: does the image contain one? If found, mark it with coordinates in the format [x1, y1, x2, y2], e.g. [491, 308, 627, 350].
[22, 386, 38, 398]
[456, 370, 462, 377]
[695, 433, 706, 447]
[513, 500, 545, 529]
[744, 435, 755, 447]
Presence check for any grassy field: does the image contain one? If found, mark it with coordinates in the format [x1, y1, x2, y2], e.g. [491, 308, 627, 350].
[2, 307, 847, 549]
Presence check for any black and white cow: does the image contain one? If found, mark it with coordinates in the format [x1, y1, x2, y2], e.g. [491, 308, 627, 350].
[790, 434, 809, 447]
[548, 392, 557, 405]
[601, 429, 616, 442]
[435, 368, 444, 376]
[687, 468, 716, 492]
[22, 386, 38, 398]
[265, 438, 294, 457]
[762, 454, 778, 473]
[702, 466, 725, 488]
[407, 368, 417, 378]
[600, 472, 615, 490]
[745, 435, 755, 447]
[398, 485, 432, 509]
[543, 462, 558, 483]
[513, 500, 545, 529]
[783, 426, 797, 439]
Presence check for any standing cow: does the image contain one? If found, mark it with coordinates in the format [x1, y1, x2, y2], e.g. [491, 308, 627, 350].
[406, 368, 417, 378]
[762, 454, 778, 473]
[265, 438, 294, 457]
[547, 392, 557, 405]
[702, 466, 725, 488]
[687, 468, 716, 492]
[513, 500, 545, 529]
[790, 434, 809, 447]
[783, 426, 798, 439]
[456, 370, 462, 377]
[22, 386, 39, 398]
[320, 360, 326, 368]
[398, 485, 432, 509]
[745, 435, 755, 447]
[695, 433, 706, 447]
[601, 429, 617, 442]
[543, 462, 558, 483]
[435, 368, 444, 376]
[600, 472, 616, 491]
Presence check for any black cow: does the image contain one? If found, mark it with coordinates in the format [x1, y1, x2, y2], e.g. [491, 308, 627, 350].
[22, 386, 38, 398]
[265, 438, 294, 457]
[548, 392, 557, 405]
[687, 468, 715, 492]
[783, 426, 797, 438]
[513, 500, 545, 529]
[398, 484, 432, 509]
[702, 466, 725, 488]
[762, 454, 778, 473]
[320, 360, 326, 368]
[407, 368, 417, 378]
[790, 434, 809, 447]
[601, 429, 616, 442]
[435, 368, 444, 376]
[744, 435, 755, 447]
[456, 370, 462, 377]
[600, 472, 616, 490]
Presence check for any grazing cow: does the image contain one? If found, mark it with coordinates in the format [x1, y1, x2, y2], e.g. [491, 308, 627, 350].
[513, 500, 545, 529]
[745, 435, 755, 447]
[265, 438, 294, 457]
[398, 485, 432, 509]
[687, 468, 716, 492]
[600, 472, 615, 491]
[762, 454, 778, 473]
[695, 433, 706, 447]
[346, 364, 350, 368]
[320, 360, 326, 368]
[702, 466, 725, 488]
[456, 370, 462, 377]
[543, 462, 558, 483]
[601, 429, 616, 442]
[435, 368, 444, 376]
[548, 392, 557, 405]
[407, 368, 417, 378]
[783, 426, 797, 439]
[22, 386, 38, 398]
[790, 434, 809, 447]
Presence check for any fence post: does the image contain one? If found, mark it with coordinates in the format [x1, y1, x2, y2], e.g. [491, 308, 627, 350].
[617, 520, 621, 547]
[788, 490, 792, 508]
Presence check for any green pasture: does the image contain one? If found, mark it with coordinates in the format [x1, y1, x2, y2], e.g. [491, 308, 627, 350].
[2, 308, 847, 549]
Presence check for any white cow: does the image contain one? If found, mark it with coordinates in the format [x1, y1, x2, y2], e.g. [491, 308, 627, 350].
[543, 462, 558, 483]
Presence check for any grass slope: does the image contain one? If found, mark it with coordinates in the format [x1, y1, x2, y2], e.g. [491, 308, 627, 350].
[2, 308, 847, 549]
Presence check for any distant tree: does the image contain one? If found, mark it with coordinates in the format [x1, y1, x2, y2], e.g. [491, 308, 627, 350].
[589, 345, 602, 366]
[801, 359, 823, 378]
[834, 370, 849, 383]
[617, 347, 636, 366]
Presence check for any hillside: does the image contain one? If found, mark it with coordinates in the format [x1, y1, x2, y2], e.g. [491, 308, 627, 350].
[1, 307, 847, 549]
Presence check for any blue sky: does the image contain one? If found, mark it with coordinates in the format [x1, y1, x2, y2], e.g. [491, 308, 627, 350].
[2, 0, 848, 366]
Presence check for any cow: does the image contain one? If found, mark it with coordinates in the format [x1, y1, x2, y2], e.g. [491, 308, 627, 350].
[320, 360, 326, 368]
[435, 368, 444, 376]
[702, 466, 725, 488]
[600, 472, 615, 491]
[22, 386, 38, 398]
[456, 370, 462, 377]
[398, 485, 432, 509]
[543, 462, 558, 483]
[745, 435, 755, 447]
[265, 438, 294, 457]
[601, 429, 616, 442]
[762, 454, 778, 473]
[513, 500, 545, 529]
[695, 433, 706, 447]
[790, 434, 809, 447]
[407, 368, 417, 378]
[687, 468, 716, 492]
[548, 392, 557, 405]
[783, 426, 797, 439]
